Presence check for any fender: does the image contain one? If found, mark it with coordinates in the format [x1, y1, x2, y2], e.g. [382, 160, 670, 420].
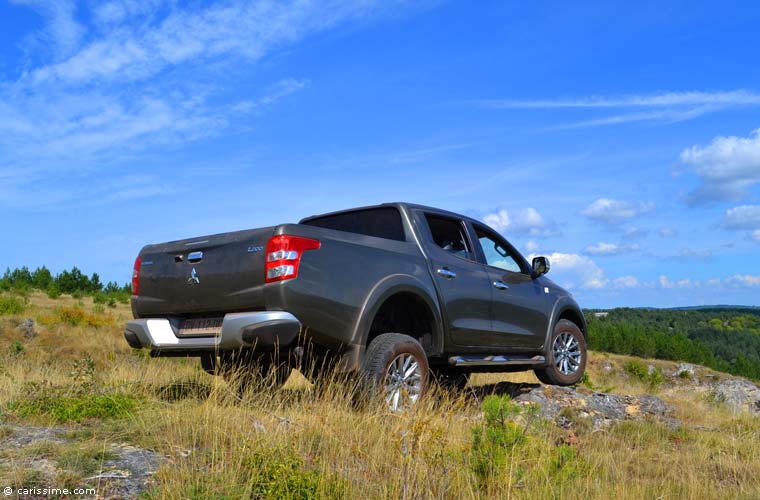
[351, 273, 444, 355]
[542, 295, 587, 353]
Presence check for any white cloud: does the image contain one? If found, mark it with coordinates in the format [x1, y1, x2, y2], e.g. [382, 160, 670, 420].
[540, 252, 608, 290]
[672, 248, 712, 261]
[13, 0, 85, 59]
[483, 208, 559, 237]
[478, 90, 760, 128]
[722, 205, 760, 229]
[580, 198, 655, 224]
[659, 275, 695, 288]
[680, 129, 760, 204]
[659, 227, 677, 237]
[613, 275, 639, 288]
[583, 242, 640, 256]
[27, 1, 392, 86]
[623, 227, 647, 240]
[524, 240, 539, 253]
[721, 205, 760, 241]
[724, 275, 760, 287]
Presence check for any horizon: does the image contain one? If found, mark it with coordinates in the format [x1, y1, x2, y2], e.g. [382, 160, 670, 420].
[2, 1, 759, 309]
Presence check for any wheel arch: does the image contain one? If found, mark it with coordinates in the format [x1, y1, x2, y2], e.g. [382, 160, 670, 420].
[353, 274, 444, 356]
[543, 296, 587, 353]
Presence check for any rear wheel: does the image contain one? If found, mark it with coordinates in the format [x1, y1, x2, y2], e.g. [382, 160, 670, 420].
[361, 333, 429, 412]
[534, 319, 586, 386]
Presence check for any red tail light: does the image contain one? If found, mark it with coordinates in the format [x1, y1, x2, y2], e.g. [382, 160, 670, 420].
[131, 256, 142, 295]
[265, 235, 320, 283]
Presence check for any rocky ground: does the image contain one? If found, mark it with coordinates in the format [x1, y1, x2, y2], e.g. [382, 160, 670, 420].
[0, 425, 164, 500]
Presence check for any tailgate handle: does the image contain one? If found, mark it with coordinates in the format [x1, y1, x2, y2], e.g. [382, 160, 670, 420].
[187, 251, 204, 262]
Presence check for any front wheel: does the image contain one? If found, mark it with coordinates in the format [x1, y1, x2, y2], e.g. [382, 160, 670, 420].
[361, 333, 429, 412]
[534, 319, 586, 386]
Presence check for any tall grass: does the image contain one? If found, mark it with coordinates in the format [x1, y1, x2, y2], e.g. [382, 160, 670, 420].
[0, 293, 759, 499]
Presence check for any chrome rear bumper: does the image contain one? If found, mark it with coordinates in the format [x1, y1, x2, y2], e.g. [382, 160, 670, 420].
[124, 311, 301, 355]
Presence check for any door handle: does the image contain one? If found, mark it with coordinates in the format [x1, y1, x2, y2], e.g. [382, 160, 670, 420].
[493, 281, 509, 290]
[437, 268, 457, 279]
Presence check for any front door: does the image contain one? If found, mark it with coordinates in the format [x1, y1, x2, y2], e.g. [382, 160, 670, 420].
[471, 223, 549, 350]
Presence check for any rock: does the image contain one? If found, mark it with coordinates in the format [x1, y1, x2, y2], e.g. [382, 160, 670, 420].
[513, 385, 676, 429]
[673, 363, 695, 378]
[711, 379, 760, 415]
[647, 364, 656, 375]
[601, 361, 613, 373]
[16, 318, 36, 340]
[89, 444, 165, 499]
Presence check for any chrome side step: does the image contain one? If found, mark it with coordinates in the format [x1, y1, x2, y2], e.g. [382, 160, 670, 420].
[448, 355, 546, 367]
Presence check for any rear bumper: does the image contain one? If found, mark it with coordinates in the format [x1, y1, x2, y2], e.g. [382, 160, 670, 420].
[124, 311, 301, 356]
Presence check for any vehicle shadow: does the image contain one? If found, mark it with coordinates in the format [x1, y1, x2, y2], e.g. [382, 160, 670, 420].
[464, 381, 541, 402]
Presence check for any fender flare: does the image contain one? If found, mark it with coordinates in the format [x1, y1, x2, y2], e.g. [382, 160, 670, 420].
[543, 295, 587, 352]
[352, 273, 444, 355]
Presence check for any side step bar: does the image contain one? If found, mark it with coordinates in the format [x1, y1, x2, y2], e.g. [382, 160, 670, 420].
[449, 355, 546, 367]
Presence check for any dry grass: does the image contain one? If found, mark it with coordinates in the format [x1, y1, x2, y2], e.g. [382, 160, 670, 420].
[0, 292, 759, 499]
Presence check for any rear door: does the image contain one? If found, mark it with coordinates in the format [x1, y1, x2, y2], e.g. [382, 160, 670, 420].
[471, 223, 549, 350]
[419, 213, 493, 348]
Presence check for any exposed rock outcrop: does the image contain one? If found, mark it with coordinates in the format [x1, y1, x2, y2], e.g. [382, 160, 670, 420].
[513, 384, 676, 429]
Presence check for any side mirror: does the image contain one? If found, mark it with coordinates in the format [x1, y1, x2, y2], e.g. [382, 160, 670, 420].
[532, 256, 550, 277]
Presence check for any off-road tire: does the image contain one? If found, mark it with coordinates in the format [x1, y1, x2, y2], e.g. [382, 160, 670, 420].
[361, 333, 429, 411]
[534, 319, 586, 386]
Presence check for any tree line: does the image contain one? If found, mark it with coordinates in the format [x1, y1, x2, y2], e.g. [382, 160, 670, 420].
[1, 266, 130, 303]
[586, 308, 760, 381]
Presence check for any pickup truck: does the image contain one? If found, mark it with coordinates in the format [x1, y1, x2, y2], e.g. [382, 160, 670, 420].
[125, 203, 587, 411]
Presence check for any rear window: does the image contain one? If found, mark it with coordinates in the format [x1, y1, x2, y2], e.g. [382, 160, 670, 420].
[302, 207, 406, 241]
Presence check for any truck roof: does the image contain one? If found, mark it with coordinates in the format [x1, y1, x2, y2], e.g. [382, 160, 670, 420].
[299, 202, 483, 226]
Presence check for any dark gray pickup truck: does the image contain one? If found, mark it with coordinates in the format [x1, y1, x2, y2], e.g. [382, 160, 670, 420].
[125, 203, 587, 410]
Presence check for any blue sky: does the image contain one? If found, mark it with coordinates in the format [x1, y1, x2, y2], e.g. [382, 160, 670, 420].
[1, 0, 760, 308]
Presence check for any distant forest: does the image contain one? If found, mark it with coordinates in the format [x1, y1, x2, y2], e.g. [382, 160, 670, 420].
[586, 308, 760, 381]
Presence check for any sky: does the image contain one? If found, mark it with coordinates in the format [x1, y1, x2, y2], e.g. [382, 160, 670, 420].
[1, 0, 759, 308]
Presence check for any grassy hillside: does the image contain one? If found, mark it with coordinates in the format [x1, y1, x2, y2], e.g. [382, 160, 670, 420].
[0, 292, 759, 499]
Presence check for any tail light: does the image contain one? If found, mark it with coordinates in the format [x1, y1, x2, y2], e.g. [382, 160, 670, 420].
[131, 256, 142, 295]
[265, 235, 320, 283]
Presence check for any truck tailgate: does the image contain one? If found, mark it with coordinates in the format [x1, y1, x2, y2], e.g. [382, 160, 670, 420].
[133, 226, 275, 317]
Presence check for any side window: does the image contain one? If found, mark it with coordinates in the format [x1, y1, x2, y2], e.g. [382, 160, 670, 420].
[301, 207, 406, 241]
[475, 227, 522, 273]
[425, 215, 473, 260]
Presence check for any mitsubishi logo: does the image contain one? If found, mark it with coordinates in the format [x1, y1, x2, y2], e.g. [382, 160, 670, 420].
[187, 267, 200, 285]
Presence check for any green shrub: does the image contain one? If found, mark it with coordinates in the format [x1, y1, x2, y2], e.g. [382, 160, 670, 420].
[624, 360, 664, 389]
[46, 283, 61, 299]
[470, 395, 528, 482]
[10, 340, 25, 356]
[0, 295, 25, 315]
[624, 360, 648, 382]
[245, 450, 346, 500]
[7, 384, 138, 423]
